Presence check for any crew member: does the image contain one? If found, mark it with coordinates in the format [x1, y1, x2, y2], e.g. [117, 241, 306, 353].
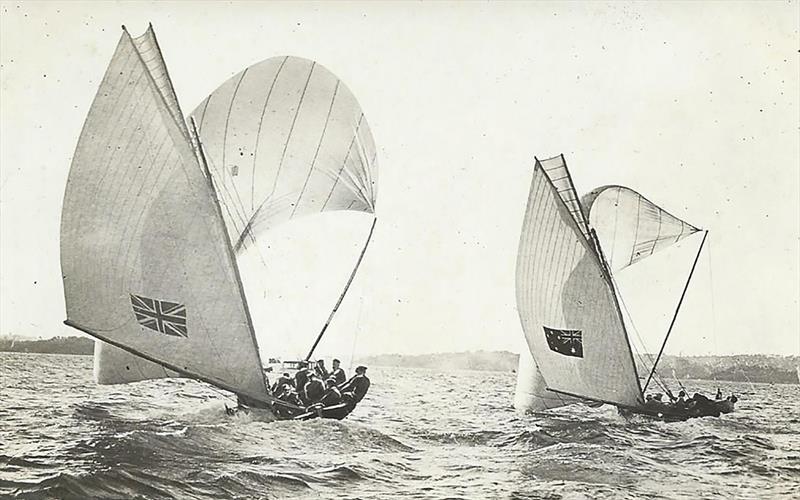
[304, 373, 325, 404]
[341, 365, 370, 404]
[318, 379, 343, 407]
[271, 372, 295, 396]
[330, 358, 346, 385]
[315, 359, 330, 380]
[294, 362, 311, 401]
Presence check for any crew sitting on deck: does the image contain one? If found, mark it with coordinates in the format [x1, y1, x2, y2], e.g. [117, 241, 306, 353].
[645, 393, 667, 408]
[271, 372, 295, 396]
[317, 379, 343, 407]
[304, 373, 326, 404]
[330, 358, 346, 385]
[340, 365, 370, 404]
[276, 384, 303, 407]
[315, 359, 330, 380]
[294, 362, 312, 401]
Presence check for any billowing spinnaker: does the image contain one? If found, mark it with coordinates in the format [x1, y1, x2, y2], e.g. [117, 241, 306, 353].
[515, 163, 643, 407]
[583, 185, 700, 272]
[60, 29, 268, 402]
[191, 56, 378, 252]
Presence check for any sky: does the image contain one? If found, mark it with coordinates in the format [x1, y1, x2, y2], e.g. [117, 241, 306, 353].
[1, 1, 798, 360]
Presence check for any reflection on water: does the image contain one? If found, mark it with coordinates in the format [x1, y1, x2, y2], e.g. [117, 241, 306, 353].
[2, 352, 799, 499]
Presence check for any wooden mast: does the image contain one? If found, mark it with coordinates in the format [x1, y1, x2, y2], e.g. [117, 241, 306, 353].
[305, 216, 377, 361]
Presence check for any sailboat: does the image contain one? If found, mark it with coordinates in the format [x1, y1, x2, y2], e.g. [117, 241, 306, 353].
[513, 154, 734, 421]
[60, 25, 378, 420]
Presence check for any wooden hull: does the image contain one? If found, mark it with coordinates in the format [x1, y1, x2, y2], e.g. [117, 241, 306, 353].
[619, 399, 735, 422]
[228, 396, 358, 421]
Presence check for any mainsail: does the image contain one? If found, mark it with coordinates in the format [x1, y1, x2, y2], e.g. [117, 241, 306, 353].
[90, 41, 378, 386]
[128, 24, 191, 142]
[582, 185, 699, 272]
[60, 28, 270, 402]
[515, 158, 643, 408]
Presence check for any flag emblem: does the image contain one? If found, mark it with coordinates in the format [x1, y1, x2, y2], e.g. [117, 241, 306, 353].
[543, 326, 583, 358]
[130, 294, 187, 337]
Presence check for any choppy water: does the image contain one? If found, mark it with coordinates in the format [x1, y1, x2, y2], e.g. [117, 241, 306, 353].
[1, 353, 798, 499]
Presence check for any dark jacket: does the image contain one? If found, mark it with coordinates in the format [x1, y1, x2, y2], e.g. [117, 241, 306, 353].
[304, 378, 325, 403]
[294, 369, 311, 397]
[330, 367, 346, 385]
[271, 375, 295, 396]
[341, 374, 370, 404]
[318, 386, 343, 407]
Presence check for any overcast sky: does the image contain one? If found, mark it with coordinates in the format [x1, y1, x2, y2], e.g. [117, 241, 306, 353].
[1, 1, 798, 360]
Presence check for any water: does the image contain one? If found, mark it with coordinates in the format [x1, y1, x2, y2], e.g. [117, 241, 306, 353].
[1, 353, 798, 499]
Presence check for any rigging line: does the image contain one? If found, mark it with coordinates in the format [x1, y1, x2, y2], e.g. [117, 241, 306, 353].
[612, 274, 661, 380]
[203, 154, 265, 264]
[305, 216, 377, 361]
[205, 153, 249, 231]
[606, 259, 671, 394]
[643, 230, 709, 393]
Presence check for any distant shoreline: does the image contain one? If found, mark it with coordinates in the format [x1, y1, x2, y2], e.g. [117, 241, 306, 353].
[1, 336, 94, 356]
[2, 336, 798, 385]
[358, 351, 800, 385]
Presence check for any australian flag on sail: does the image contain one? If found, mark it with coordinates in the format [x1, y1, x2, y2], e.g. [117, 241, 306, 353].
[543, 326, 583, 358]
[130, 294, 187, 337]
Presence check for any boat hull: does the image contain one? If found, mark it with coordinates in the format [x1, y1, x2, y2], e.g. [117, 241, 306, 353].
[619, 399, 735, 422]
[229, 395, 358, 421]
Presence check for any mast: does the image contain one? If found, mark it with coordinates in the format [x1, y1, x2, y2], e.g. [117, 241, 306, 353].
[643, 230, 708, 393]
[305, 216, 377, 361]
[190, 117, 270, 397]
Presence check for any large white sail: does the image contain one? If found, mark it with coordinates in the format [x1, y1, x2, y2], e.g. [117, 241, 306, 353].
[61, 28, 269, 402]
[128, 24, 191, 142]
[515, 159, 643, 407]
[94, 52, 379, 386]
[192, 56, 377, 252]
[582, 185, 700, 272]
[537, 155, 592, 243]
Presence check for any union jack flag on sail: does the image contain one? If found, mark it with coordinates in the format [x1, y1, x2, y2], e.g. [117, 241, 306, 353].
[130, 294, 187, 337]
[543, 326, 583, 358]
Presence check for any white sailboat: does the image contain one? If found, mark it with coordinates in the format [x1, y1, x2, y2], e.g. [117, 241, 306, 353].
[513, 155, 732, 420]
[61, 25, 378, 420]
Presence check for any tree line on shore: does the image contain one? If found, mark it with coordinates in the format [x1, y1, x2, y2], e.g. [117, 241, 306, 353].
[358, 351, 800, 385]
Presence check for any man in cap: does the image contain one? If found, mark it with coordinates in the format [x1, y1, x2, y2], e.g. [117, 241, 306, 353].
[330, 358, 346, 385]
